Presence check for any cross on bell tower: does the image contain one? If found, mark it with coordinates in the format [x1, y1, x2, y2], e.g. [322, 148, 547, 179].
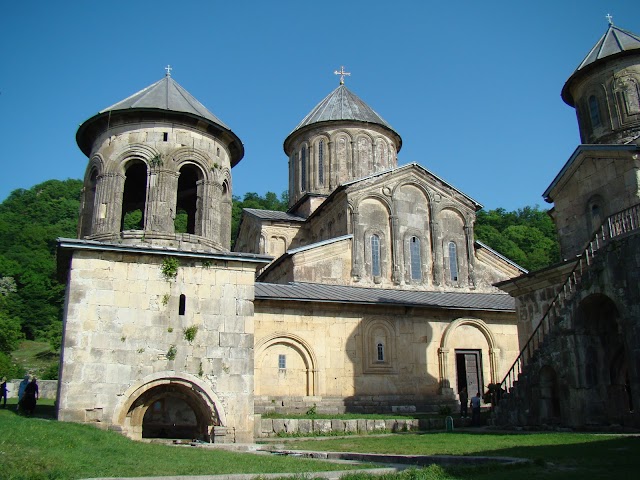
[334, 66, 351, 85]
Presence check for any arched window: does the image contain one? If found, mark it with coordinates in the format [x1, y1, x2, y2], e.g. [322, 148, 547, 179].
[318, 140, 324, 186]
[179, 294, 186, 316]
[377, 343, 385, 362]
[410, 236, 421, 280]
[121, 161, 148, 231]
[301, 147, 307, 192]
[588, 95, 601, 127]
[371, 234, 381, 277]
[449, 241, 458, 282]
[176, 165, 202, 235]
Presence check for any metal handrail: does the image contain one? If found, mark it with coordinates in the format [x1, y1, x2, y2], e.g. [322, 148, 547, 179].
[497, 202, 640, 401]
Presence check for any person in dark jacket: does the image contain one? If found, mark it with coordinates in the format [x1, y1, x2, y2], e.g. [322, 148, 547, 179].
[21, 377, 38, 415]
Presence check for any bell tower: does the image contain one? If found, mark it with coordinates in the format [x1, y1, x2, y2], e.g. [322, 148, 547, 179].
[75, 69, 244, 251]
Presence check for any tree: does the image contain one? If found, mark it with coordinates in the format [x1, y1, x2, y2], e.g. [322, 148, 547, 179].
[231, 191, 288, 244]
[475, 205, 560, 271]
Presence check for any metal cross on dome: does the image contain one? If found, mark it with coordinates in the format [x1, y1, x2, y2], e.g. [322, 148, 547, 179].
[334, 66, 351, 85]
[165, 65, 172, 77]
[606, 13, 613, 25]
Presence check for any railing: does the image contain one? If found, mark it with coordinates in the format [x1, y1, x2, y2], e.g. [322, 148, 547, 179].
[498, 202, 640, 400]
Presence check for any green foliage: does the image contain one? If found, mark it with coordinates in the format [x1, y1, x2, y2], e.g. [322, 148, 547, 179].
[0, 351, 25, 379]
[182, 325, 198, 343]
[183, 325, 198, 343]
[160, 257, 179, 281]
[166, 345, 177, 360]
[0, 313, 24, 354]
[40, 361, 60, 380]
[122, 208, 143, 230]
[0, 179, 82, 340]
[231, 190, 288, 246]
[475, 205, 560, 271]
[161, 294, 170, 306]
[174, 209, 188, 234]
[305, 403, 317, 416]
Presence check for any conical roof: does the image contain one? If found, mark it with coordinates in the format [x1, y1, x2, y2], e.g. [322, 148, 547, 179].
[77, 74, 244, 165]
[101, 75, 231, 129]
[562, 23, 640, 105]
[285, 85, 401, 151]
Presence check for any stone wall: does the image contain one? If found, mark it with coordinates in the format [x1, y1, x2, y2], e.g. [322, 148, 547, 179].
[5, 379, 58, 399]
[58, 245, 261, 442]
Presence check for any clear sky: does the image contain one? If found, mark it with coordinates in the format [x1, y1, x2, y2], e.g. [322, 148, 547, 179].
[1, 1, 638, 211]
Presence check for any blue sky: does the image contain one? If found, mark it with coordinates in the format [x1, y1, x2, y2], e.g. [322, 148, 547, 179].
[1, 1, 638, 211]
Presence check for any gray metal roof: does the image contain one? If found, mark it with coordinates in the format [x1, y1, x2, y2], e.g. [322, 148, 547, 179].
[244, 208, 306, 222]
[288, 85, 400, 141]
[575, 24, 640, 71]
[255, 282, 515, 311]
[101, 75, 230, 129]
[563, 23, 640, 105]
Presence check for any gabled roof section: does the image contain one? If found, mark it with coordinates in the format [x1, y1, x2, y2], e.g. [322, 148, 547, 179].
[542, 144, 640, 202]
[341, 163, 483, 211]
[475, 240, 528, 274]
[255, 282, 515, 311]
[243, 208, 306, 222]
[101, 75, 231, 129]
[562, 23, 640, 105]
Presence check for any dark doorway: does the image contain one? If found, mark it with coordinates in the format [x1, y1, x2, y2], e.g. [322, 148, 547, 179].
[176, 165, 201, 234]
[121, 161, 148, 231]
[456, 350, 483, 397]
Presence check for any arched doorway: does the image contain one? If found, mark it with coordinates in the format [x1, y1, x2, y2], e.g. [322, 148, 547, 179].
[121, 377, 221, 441]
[573, 293, 628, 424]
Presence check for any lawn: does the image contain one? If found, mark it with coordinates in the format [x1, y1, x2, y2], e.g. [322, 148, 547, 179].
[285, 431, 640, 480]
[0, 407, 365, 480]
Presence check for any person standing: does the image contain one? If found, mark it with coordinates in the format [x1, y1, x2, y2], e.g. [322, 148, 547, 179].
[471, 391, 482, 426]
[459, 387, 468, 418]
[0, 377, 7, 408]
[16, 374, 30, 412]
[21, 377, 38, 415]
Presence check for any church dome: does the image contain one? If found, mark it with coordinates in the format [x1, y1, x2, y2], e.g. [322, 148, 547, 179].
[284, 84, 402, 152]
[561, 21, 640, 145]
[77, 74, 244, 166]
[284, 77, 402, 212]
[562, 22, 640, 106]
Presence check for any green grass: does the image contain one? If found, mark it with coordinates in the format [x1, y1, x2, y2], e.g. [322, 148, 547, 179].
[285, 432, 640, 480]
[10, 340, 59, 378]
[0, 408, 366, 480]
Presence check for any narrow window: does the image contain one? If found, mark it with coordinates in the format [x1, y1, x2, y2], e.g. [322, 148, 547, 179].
[121, 161, 148, 231]
[371, 234, 381, 277]
[318, 140, 324, 185]
[301, 147, 307, 192]
[377, 343, 385, 362]
[216, 147, 220, 157]
[449, 241, 458, 282]
[179, 294, 186, 316]
[163, 132, 168, 142]
[278, 354, 286, 369]
[589, 95, 601, 127]
[410, 236, 421, 280]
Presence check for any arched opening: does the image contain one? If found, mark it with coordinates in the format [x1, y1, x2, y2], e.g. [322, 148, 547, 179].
[127, 382, 218, 441]
[410, 236, 421, 280]
[176, 165, 202, 235]
[121, 161, 148, 231]
[574, 294, 627, 424]
[80, 168, 98, 238]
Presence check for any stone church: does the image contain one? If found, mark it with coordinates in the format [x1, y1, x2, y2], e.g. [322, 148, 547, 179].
[494, 21, 640, 429]
[55, 61, 529, 439]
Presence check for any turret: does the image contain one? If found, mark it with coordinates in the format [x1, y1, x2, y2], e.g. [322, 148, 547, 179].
[75, 69, 243, 251]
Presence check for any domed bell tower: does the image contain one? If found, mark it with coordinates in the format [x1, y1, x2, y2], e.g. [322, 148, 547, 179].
[562, 19, 640, 145]
[75, 69, 243, 252]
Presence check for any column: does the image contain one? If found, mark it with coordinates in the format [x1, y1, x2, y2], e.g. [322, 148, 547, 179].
[92, 172, 125, 235]
[146, 169, 179, 233]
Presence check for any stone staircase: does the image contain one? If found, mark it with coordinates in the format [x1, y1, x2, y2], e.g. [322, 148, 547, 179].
[493, 202, 640, 426]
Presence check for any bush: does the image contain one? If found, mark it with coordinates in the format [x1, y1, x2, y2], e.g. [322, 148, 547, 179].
[41, 361, 60, 380]
[0, 352, 25, 379]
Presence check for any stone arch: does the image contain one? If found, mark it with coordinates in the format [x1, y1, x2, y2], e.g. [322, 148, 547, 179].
[255, 333, 318, 396]
[332, 131, 354, 183]
[438, 207, 468, 285]
[355, 133, 374, 177]
[362, 318, 397, 374]
[120, 160, 148, 231]
[114, 372, 226, 441]
[438, 317, 499, 394]
[171, 148, 215, 182]
[79, 157, 103, 238]
[175, 162, 206, 235]
[108, 143, 160, 175]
